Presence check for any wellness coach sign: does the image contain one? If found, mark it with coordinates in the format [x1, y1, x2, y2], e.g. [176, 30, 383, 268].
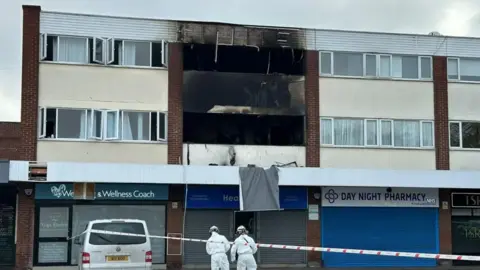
[322, 187, 439, 208]
[35, 183, 169, 200]
[186, 186, 307, 209]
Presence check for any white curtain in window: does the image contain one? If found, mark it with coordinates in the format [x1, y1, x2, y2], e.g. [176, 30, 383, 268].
[393, 120, 420, 147]
[106, 112, 117, 138]
[122, 113, 133, 140]
[380, 120, 393, 146]
[79, 111, 86, 138]
[57, 37, 87, 63]
[379, 55, 391, 77]
[365, 120, 378, 145]
[123, 42, 136, 66]
[334, 119, 363, 146]
[392, 56, 403, 78]
[320, 119, 333, 144]
[447, 59, 459, 78]
[422, 122, 434, 147]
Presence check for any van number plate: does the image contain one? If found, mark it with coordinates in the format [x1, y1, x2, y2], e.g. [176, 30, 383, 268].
[106, 255, 128, 262]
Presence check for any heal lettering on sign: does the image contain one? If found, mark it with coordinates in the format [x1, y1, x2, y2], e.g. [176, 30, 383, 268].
[223, 195, 239, 202]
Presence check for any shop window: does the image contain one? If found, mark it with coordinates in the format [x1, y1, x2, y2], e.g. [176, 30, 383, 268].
[70, 205, 166, 265]
[451, 210, 480, 266]
[36, 207, 70, 264]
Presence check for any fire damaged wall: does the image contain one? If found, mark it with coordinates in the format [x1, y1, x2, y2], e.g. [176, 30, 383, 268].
[183, 71, 305, 115]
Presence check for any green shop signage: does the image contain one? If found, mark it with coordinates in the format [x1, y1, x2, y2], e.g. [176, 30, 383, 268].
[35, 183, 169, 200]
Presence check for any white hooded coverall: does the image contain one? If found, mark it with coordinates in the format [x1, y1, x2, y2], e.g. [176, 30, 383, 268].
[231, 234, 258, 270]
[206, 231, 230, 270]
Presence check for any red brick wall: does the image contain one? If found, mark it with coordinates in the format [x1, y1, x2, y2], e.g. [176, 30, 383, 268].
[304, 50, 321, 266]
[167, 43, 184, 165]
[0, 122, 21, 160]
[166, 42, 185, 268]
[433, 56, 451, 258]
[17, 5, 40, 269]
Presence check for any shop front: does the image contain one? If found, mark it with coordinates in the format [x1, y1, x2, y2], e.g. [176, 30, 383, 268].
[183, 185, 308, 267]
[34, 183, 168, 267]
[321, 187, 439, 268]
[0, 161, 16, 268]
[451, 191, 480, 266]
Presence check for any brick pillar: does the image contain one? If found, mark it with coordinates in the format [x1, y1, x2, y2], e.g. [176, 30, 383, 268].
[304, 50, 321, 266]
[167, 43, 184, 165]
[18, 5, 41, 269]
[305, 50, 320, 168]
[166, 185, 185, 269]
[433, 56, 451, 261]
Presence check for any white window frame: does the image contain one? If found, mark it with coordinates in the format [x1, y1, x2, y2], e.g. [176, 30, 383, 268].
[447, 57, 460, 80]
[364, 119, 379, 146]
[106, 38, 115, 64]
[379, 119, 394, 147]
[157, 112, 167, 141]
[55, 36, 89, 64]
[419, 56, 433, 80]
[320, 117, 334, 145]
[40, 33, 47, 60]
[420, 120, 434, 147]
[449, 121, 462, 148]
[363, 54, 377, 77]
[320, 51, 333, 75]
[120, 111, 152, 142]
[54, 108, 88, 140]
[104, 110, 120, 140]
[93, 37, 105, 64]
[378, 54, 392, 78]
[149, 42, 153, 67]
[120, 40, 153, 67]
[161, 40, 168, 67]
[38, 107, 46, 138]
[88, 109, 103, 140]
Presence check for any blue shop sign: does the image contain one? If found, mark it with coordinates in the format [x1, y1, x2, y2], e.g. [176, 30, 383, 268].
[186, 185, 307, 210]
[35, 183, 169, 200]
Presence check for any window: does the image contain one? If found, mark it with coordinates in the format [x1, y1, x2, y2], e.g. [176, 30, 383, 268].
[448, 58, 460, 80]
[89, 222, 147, 245]
[320, 52, 332, 75]
[320, 51, 432, 80]
[40, 34, 167, 68]
[320, 118, 434, 148]
[41, 108, 88, 139]
[42, 36, 89, 64]
[36, 207, 70, 264]
[39, 107, 167, 142]
[450, 121, 480, 149]
[333, 119, 364, 146]
[333, 52, 363, 76]
[459, 58, 480, 82]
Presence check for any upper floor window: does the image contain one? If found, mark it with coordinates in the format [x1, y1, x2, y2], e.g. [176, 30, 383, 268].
[39, 34, 168, 68]
[38, 107, 167, 142]
[450, 121, 480, 148]
[320, 51, 432, 80]
[447, 58, 480, 82]
[320, 118, 434, 148]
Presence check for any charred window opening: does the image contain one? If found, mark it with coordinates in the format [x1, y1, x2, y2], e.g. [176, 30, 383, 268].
[184, 112, 304, 146]
[183, 44, 305, 75]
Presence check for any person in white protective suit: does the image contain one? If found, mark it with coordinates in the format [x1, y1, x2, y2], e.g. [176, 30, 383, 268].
[230, 225, 258, 270]
[206, 225, 230, 270]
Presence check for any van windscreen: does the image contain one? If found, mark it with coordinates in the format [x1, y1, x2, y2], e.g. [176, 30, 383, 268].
[89, 222, 147, 245]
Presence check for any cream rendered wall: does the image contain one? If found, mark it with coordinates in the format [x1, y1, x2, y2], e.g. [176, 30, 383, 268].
[449, 83, 480, 170]
[319, 78, 435, 169]
[38, 63, 168, 163]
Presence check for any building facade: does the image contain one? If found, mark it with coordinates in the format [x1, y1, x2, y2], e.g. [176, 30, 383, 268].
[8, 4, 480, 269]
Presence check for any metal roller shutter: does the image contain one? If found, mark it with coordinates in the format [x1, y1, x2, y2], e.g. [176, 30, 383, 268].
[257, 211, 307, 265]
[322, 207, 438, 267]
[183, 210, 234, 265]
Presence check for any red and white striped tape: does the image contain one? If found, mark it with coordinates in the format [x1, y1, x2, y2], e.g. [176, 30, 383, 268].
[87, 229, 480, 261]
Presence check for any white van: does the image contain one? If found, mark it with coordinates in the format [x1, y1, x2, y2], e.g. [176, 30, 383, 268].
[75, 219, 152, 270]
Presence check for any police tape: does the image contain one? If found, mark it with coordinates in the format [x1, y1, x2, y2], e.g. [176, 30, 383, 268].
[77, 229, 480, 261]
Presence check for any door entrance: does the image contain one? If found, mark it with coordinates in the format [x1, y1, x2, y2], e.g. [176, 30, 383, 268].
[234, 211, 256, 238]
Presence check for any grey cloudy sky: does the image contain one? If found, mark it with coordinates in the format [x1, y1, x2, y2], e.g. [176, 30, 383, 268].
[1, 0, 480, 122]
